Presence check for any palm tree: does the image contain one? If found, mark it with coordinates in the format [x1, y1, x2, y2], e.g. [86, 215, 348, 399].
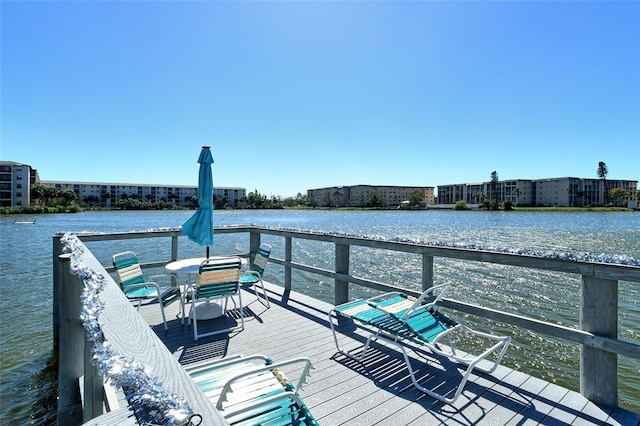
[597, 162, 608, 204]
[513, 187, 521, 206]
[472, 192, 486, 204]
[30, 182, 46, 206]
[103, 191, 112, 208]
[565, 185, 573, 207]
[609, 188, 628, 206]
[332, 188, 343, 207]
[489, 171, 499, 210]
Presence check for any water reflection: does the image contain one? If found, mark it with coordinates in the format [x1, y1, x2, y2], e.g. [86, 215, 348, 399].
[1, 209, 638, 422]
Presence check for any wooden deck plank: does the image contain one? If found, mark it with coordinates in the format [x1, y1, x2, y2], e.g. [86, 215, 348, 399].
[131, 281, 640, 426]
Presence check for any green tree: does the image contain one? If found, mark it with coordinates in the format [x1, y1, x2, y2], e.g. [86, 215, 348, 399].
[246, 189, 269, 208]
[58, 189, 79, 206]
[307, 193, 317, 208]
[30, 182, 46, 206]
[44, 186, 58, 205]
[513, 187, 521, 206]
[295, 192, 307, 206]
[597, 161, 608, 180]
[565, 185, 574, 207]
[103, 191, 112, 207]
[597, 161, 608, 204]
[365, 192, 384, 208]
[472, 192, 485, 204]
[214, 195, 228, 209]
[187, 195, 198, 208]
[609, 188, 628, 206]
[453, 200, 468, 210]
[489, 171, 499, 210]
[83, 195, 100, 206]
[331, 188, 344, 207]
[407, 190, 424, 206]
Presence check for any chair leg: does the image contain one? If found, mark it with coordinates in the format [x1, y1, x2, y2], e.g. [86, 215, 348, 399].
[156, 300, 168, 331]
[329, 310, 373, 362]
[254, 279, 270, 308]
[238, 291, 244, 331]
[179, 295, 185, 325]
[192, 299, 199, 340]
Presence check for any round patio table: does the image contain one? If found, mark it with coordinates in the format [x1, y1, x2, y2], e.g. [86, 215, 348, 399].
[165, 256, 246, 320]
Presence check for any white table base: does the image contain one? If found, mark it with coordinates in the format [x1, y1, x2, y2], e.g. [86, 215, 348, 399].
[190, 301, 224, 320]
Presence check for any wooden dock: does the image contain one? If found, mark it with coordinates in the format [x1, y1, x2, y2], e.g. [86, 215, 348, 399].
[133, 282, 639, 426]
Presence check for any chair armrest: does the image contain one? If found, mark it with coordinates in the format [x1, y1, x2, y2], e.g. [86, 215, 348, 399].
[142, 278, 182, 299]
[241, 270, 262, 279]
[215, 357, 313, 410]
[184, 354, 270, 375]
[402, 282, 452, 320]
[366, 292, 404, 308]
[222, 391, 310, 422]
[149, 273, 179, 287]
[124, 281, 161, 293]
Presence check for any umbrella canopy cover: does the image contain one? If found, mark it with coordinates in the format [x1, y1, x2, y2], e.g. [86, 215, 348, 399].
[181, 146, 215, 248]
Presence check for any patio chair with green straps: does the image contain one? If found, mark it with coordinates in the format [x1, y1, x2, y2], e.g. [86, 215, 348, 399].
[239, 243, 271, 308]
[185, 353, 317, 425]
[329, 282, 511, 404]
[112, 251, 183, 331]
[192, 257, 244, 340]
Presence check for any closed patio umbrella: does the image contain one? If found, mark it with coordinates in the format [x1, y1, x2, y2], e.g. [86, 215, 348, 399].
[181, 146, 215, 258]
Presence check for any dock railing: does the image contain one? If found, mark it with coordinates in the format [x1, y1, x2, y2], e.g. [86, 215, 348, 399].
[53, 225, 640, 424]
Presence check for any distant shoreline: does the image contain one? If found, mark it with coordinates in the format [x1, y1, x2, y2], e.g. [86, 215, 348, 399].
[1, 205, 637, 215]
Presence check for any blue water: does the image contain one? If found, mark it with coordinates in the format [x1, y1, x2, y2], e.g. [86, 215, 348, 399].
[1, 209, 639, 423]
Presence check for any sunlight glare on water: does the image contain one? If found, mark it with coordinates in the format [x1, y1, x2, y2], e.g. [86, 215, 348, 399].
[0, 209, 638, 423]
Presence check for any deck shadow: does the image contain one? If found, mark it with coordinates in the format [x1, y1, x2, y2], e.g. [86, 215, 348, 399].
[153, 304, 263, 364]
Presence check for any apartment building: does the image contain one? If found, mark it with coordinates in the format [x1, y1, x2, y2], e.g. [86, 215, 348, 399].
[437, 177, 637, 207]
[2, 160, 249, 209]
[307, 185, 435, 208]
[0, 161, 40, 207]
[437, 180, 534, 205]
[40, 180, 247, 208]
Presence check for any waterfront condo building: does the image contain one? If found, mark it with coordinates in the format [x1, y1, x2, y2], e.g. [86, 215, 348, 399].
[437, 177, 638, 207]
[307, 185, 436, 208]
[0, 161, 40, 208]
[39, 180, 247, 208]
[1, 161, 247, 208]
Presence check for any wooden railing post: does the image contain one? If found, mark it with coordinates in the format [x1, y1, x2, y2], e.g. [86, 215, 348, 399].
[83, 334, 103, 422]
[422, 253, 434, 291]
[249, 231, 261, 264]
[53, 235, 64, 351]
[580, 275, 618, 406]
[284, 236, 292, 291]
[57, 253, 84, 425]
[171, 234, 179, 261]
[335, 243, 350, 305]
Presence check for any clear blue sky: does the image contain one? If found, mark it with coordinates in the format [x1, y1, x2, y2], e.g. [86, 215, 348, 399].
[2, 1, 639, 198]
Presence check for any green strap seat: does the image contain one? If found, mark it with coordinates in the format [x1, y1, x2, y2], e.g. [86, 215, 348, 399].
[112, 251, 184, 330]
[329, 283, 511, 404]
[185, 354, 317, 425]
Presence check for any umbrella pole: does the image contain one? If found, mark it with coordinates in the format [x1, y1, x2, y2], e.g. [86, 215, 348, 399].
[206, 246, 210, 258]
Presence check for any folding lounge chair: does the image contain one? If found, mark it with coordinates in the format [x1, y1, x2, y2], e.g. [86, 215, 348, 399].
[239, 243, 271, 308]
[191, 257, 243, 340]
[329, 283, 511, 404]
[185, 354, 317, 425]
[224, 392, 318, 426]
[112, 251, 183, 330]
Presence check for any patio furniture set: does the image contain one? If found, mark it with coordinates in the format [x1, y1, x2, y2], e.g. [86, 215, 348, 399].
[111, 244, 511, 425]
